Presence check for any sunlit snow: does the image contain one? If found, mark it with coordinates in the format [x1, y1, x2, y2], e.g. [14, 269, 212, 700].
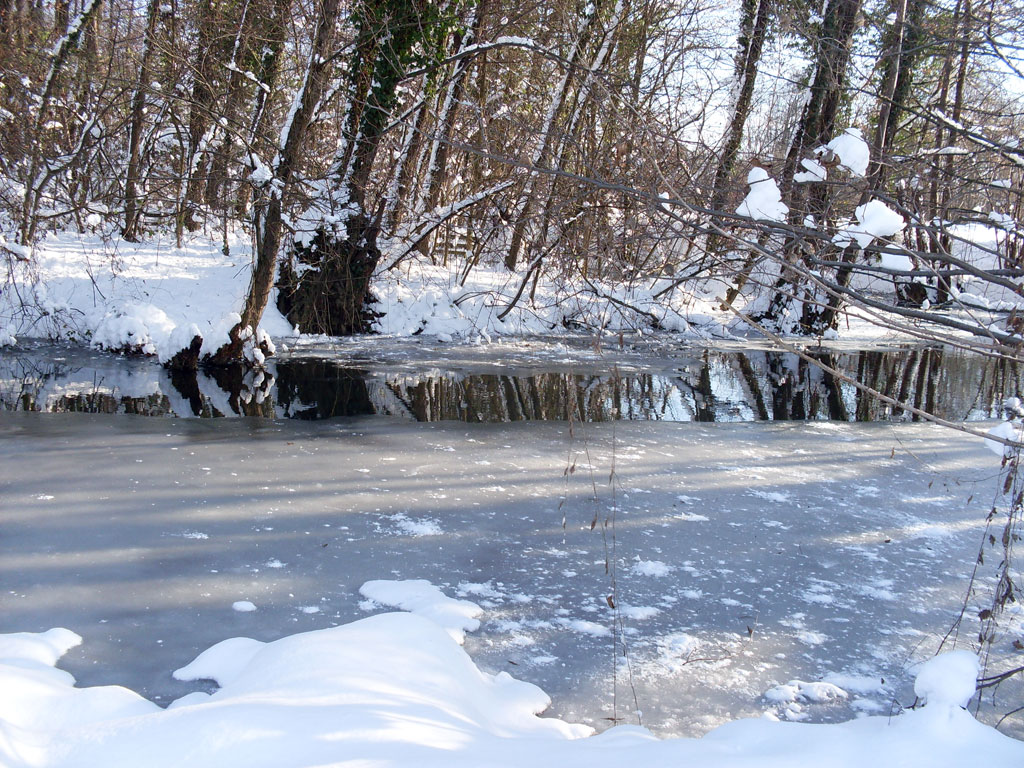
[2, 583, 1022, 768]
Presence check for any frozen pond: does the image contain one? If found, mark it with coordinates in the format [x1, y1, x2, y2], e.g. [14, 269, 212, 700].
[2, 348, 1021, 740]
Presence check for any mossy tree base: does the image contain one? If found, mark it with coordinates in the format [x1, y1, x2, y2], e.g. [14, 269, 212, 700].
[277, 212, 382, 336]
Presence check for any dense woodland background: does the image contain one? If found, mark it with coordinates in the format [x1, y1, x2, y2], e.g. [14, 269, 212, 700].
[2, 0, 1024, 362]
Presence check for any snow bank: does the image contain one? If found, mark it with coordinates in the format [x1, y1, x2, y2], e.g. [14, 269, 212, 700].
[370, 260, 709, 340]
[0, 232, 293, 361]
[359, 578, 483, 642]
[2, 582, 1021, 768]
[913, 651, 978, 708]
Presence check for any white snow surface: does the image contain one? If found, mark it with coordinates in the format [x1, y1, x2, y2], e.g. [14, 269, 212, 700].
[912, 650, 979, 708]
[0, 231, 724, 349]
[1, 582, 1022, 768]
[794, 158, 828, 183]
[0, 232, 293, 359]
[985, 420, 1024, 457]
[359, 578, 483, 642]
[2, 222, 1022, 354]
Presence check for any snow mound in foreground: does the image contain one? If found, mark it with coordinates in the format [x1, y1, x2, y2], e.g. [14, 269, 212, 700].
[1, 582, 1023, 768]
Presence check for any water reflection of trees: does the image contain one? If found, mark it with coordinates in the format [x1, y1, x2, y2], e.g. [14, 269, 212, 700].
[0, 354, 175, 416]
[2, 346, 1021, 422]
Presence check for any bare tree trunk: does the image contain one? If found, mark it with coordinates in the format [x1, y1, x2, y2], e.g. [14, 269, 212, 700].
[709, 0, 771, 258]
[202, 0, 342, 366]
[236, 0, 292, 215]
[205, 0, 255, 209]
[123, 0, 162, 242]
[180, 0, 219, 233]
[384, 101, 429, 229]
[419, 0, 490, 218]
[277, 0, 448, 337]
[18, 0, 104, 245]
[504, 1, 601, 271]
[756, 0, 862, 330]
[809, 0, 927, 332]
[53, 0, 68, 35]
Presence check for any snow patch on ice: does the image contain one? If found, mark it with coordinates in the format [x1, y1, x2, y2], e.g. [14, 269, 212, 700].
[388, 512, 443, 536]
[632, 559, 673, 577]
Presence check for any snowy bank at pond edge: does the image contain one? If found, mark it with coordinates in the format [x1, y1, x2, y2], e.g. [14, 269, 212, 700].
[4, 226, 1021, 355]
[1, 580, 1021, 768]
[0, 232, 709, 357]
[1, 229, 942, 356]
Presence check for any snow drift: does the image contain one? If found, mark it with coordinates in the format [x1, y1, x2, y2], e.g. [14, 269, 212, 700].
[1, 581, 1021, 768]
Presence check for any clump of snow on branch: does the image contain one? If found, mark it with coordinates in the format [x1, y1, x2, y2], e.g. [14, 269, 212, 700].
[985, 419, 1024, 457]
[833, 200, 906, 249]
[794, 158, 828, 183]
[735, 167, 788, 222]
[825, 128, 870, 177]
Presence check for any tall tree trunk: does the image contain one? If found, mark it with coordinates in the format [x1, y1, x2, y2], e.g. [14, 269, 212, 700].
[710, 0, 772, 308]
[419, 0, 489, 218]
[18, 0, 104, 245]
[123, 0, 162, 241]
[709, 0, 771, 259]
[780, 0, 862, 219]
[202, 0, 342, 366]
[235, 0, 292, 215]
[504, 1, 601, 271]
[180, 0, 219, 233]
[205, 0, 255, 209]
[277, 0, 442, 337]
[809, 0, 927, 332]
[755, 0, 862, 331]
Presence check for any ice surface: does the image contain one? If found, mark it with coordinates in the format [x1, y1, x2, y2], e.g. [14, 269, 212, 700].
[1, 412, 1021, 745]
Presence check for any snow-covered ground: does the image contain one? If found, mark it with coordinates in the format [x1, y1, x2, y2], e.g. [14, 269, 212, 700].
[0, 230, 711, 356]
[2, 411, 1023, 766]
[4, 227, 1015, 357]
